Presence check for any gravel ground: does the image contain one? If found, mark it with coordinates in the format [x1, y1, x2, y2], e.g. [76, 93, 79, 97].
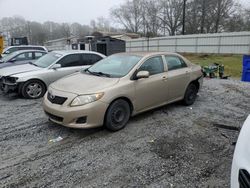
[0, 79, 250, 188]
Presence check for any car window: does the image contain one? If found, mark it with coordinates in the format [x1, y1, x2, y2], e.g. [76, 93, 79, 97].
[138, 56, 164, 75]
[57, 54, 81, 67]
[4, 47, 17, 54]
[165, 56, 187, 71]
[14, 52, 33, 61]
[82, 54, 103, 65]
[34, 52, 45, 59]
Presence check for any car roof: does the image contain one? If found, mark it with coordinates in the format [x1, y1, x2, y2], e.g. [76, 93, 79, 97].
[115, 51, 181, 57]
[6, 45, 46, 48]
[12, 49, 47, 53]
[52, 50, 106, 57]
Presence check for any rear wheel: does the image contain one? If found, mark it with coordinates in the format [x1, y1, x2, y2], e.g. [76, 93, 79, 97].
[183, 83, 198, 106]
[21, 80, 46, 99]
[105, 99, 131, 131]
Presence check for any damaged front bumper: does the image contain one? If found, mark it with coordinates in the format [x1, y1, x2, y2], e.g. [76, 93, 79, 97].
[0, 76, 19, 94]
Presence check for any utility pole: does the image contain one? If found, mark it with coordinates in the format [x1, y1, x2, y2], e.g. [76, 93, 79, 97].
[182, 0, 187, 35]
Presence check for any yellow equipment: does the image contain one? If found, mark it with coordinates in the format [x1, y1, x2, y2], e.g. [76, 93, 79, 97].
[0, 36, 3, 54]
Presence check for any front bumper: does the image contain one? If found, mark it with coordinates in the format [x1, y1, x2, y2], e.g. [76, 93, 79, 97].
[0, 76, 19, 93]
[43, 91, 109, 129]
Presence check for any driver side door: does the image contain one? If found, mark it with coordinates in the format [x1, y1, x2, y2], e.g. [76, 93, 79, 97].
[42, 54, 82, 84]
[134, 56, 168, 112]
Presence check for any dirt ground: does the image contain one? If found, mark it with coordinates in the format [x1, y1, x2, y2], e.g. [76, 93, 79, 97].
[0, 79, 249, 188]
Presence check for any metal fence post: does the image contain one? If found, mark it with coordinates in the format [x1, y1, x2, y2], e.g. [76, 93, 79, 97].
[195, 37, 198, 53]
[175, 38, 177, 52]
[218, 36, 222, 54]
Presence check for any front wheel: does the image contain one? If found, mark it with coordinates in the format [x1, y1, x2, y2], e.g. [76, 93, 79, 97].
[21, 80, 46, 99]
[105, 99, 131, 131]
[183, 83, 198, 106]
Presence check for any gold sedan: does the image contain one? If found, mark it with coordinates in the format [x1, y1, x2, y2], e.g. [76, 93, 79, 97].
[43, 52, 203, 131]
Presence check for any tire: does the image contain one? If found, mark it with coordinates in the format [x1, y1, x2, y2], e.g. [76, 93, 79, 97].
[21, 80, 46, 99]
[183, 83, 198, 106]
[105, 99, 131, 131]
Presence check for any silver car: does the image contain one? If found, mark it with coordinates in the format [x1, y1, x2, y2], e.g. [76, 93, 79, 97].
[0, 50, 106, 99]
[0, 50, 47, 69]
[1, 45, 48, 58]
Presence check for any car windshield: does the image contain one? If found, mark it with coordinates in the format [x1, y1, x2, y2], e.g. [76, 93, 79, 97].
[86, 54, 142, 78]
[0, 51, 20, 63]
[33, 52, 62, 68]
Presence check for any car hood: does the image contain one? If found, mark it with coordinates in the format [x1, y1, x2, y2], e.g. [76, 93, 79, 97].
[50, 72, 120, 95]
[0, 62, 17, 69]
[0, 64, 42, 76]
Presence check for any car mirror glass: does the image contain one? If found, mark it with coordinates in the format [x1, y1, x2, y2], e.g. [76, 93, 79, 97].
[51, 64, 61, 69]
[136, 71, 149, 79]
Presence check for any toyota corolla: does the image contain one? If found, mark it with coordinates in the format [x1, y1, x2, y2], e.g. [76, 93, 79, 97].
[43, 52, 203, 131]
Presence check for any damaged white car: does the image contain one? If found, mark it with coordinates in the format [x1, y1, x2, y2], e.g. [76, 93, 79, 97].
[0, 50, 105, 99]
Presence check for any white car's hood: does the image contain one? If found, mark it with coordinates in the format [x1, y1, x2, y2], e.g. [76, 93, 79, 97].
[0, 64, 42, 76]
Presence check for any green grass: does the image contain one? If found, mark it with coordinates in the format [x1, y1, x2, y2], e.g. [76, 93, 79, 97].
[182, 53, 243, 79]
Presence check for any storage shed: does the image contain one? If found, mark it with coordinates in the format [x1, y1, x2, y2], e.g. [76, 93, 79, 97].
[90, 36, 125, 56]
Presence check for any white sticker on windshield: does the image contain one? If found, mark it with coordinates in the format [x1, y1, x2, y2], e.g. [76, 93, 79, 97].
[55, 54, 62, 58]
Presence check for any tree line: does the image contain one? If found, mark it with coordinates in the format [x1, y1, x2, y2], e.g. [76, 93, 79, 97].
[111, 0, 250, 37]
[0, 0, 250, 45]
[0, 16, 119, 45]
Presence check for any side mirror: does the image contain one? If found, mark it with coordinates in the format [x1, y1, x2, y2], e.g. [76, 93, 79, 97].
[136, 71, 150, 79]
[5, 51, 10, 54]
[51, 64, 61, 69]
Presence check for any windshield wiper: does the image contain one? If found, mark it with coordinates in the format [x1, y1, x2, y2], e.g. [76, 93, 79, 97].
[85, 68, 96, 75]
[29, 62, 38, 66]
[85, 69, 110, 77]
[92, 71, 111, 77]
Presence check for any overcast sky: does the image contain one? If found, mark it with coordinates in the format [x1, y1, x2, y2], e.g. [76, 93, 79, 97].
[0, 0, 125, 25]
[0, 0, 249, 25]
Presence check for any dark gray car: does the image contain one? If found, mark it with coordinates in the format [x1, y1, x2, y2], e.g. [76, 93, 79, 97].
[0, 50, 47, 69]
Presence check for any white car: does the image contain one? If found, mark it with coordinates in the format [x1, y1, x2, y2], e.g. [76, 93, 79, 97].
[0, 50, 105, 99]
[231, 115, 250, 188]
[1, 45, 48, 58]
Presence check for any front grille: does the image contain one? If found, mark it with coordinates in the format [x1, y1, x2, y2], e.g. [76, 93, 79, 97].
[47, 92, 67, 105]
[45, 111, 63, 122]
[239, 169, 250, 188]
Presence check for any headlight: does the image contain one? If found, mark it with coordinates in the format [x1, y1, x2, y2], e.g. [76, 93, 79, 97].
[70, 93, 104, 107]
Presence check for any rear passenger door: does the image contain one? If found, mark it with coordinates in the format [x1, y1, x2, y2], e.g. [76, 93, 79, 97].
[165, 55, 191, 100]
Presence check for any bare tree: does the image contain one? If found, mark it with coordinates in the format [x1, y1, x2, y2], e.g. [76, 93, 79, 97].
[111, 0, 143, 33]
[158, 0, 183, 36]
